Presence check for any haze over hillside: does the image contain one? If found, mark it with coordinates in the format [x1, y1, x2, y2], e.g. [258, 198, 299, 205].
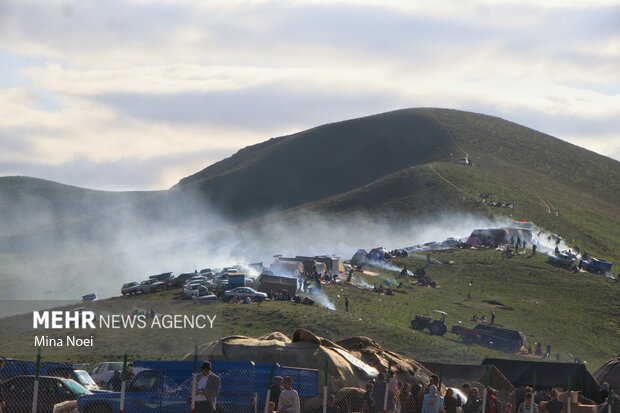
[1, 108, 619, 300]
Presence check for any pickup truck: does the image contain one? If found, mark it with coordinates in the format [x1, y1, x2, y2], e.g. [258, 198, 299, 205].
[77, 370, 189, 413]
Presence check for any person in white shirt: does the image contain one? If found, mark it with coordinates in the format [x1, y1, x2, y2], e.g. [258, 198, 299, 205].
[277, 376, 300, 413]
[195, 361, 221, 413]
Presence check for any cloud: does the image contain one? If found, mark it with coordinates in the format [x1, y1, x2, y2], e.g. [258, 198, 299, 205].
[0, 0, 619, 190]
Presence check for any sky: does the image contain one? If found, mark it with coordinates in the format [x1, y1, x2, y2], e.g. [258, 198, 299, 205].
[1, 0, 619, 191]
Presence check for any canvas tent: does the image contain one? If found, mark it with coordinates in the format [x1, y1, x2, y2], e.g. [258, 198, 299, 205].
[268, 260, 305, 277]
[186, 329, 437, 411]
[594, 355, 620, 393]
[337, 336, 437, 387]
[482, 359, 601, 402]
[351, 249, 368, 265]
[295, 255, 346, 274]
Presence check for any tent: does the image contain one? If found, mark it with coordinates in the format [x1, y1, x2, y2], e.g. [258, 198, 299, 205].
[351, 249, 368, 265]
[594, 355, 620, 392]
[268, 260, 305, 277]
[337, 336, 435, 386]
[482, 358, 601, 402]
[367, 247, 386, 261]
[186, 329, 437, 410]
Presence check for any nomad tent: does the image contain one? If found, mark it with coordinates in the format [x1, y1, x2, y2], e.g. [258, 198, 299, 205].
[482, 359, 601, 402]
[594, 355, 620, 392]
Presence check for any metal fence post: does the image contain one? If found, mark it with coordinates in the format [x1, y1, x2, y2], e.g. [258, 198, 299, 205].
[481, 365, 489, 413]
[31, 348, 41, 413]
[531, 370, 537, 413]
[323, 359, 328, 413]
[264, 365, 275, 413]
[191, 346, 198, 413]
[567, 377, 572, 413]
[119, 354, 128, 413]
[383, 359, 392, 413]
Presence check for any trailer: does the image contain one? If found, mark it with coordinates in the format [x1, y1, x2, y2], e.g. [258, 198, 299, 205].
[451, 324, 528, 353]
[579, 257, 613, 275]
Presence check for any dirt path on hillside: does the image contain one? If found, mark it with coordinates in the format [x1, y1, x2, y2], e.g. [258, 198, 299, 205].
[428, 165, 470, 195]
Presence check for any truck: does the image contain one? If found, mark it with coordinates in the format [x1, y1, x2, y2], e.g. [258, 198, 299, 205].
[227, 273, 246, 289]
[256, 273, 298, 297]
[77, 361, 318, 413]
[451, 324, 528, 353]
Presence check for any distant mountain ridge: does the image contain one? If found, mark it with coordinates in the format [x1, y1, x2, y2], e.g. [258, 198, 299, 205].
[1, 108, 619, 259]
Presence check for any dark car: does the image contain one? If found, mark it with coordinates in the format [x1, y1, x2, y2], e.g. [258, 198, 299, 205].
[167, 273, 198, 288]
[1, 376, 91, 413]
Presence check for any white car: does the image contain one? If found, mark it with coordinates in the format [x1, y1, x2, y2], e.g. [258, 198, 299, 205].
[89, 362, 123, 388]
[184, 282, 207, 298]
[192, 286, 218, 303]
[224, 287, 268, 302]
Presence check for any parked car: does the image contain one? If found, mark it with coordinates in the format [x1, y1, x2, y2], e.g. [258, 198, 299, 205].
[185, 275, 208, 285]
[89, 362, 123, 388]
[167, 273, 196, 288]
[183, 282, 206, 298]
[192, 286, 218, 303]
[199, 268, 214, 276]
[224, 287, 268, 302]
[139, 279, 165, 294]
[1, 376, 91, 413]
[43, 367, 99, 391]
[149, 272, 174, 282]
[121, 282, 141, 296]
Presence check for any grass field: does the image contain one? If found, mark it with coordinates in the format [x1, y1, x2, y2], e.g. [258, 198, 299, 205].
[3, 248, 617, 372]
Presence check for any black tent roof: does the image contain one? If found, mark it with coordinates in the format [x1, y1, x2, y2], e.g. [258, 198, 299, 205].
[482, 358, 601, 402]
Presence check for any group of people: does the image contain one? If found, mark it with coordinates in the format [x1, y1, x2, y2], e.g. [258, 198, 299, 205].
[359, 374, 451, 413]
[471, 311, 496, 324]
[267, 375, 302, 413]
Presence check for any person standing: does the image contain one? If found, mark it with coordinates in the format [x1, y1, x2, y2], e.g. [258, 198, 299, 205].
[326, 394, 342, 413]
[444, 388, 458, 413]
[278, 376, 300, 413]
[463, 388, 482, 413]
[345, 297, 349, 314]
[422, 385, 443, 413]
[490, 311, 496, 325]
[545, 390, 564, 413]
[484, 388, 503, 413]
[270, 376, 283, 408]
[195, 361, 221, 413]
[517, 393, 539, 413]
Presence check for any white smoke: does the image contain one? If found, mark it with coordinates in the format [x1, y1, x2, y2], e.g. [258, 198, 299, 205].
[309, 288, 336, 311]
[0, 205, 516, 301]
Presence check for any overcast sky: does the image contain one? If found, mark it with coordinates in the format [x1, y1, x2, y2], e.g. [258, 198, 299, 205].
[1, 0, 619, 190]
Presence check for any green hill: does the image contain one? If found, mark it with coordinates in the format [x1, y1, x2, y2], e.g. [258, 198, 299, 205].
[1, 108, 619, 371]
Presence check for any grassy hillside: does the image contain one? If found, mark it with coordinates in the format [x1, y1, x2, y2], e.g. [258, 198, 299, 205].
[0, 177, 154, 237]
[3, 248, 618, 371]
[175, 108, 619, 220]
